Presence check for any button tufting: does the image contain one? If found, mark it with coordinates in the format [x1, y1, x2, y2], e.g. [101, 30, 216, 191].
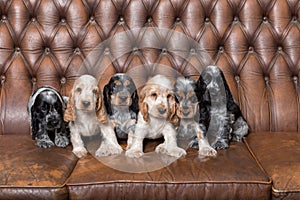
[248, 46, 254, 52]
[61, 18, 66, 23]
[234, 16, 239, 22]
[32, 77, 37, 83]
[1, 75, 6, 84]
[60, 77, 66, 84]
[147, 17, 152, 23]
[278, 46, 283, 51]
[161, 48, 167, 53]
[205, 17, 210, 23]
[133, 47, 139, 52]
[293, 76, 298, 82]
[235, 75, 240, 82]
[263, 16, 268, 22]
[190, 48, 196, 54]
[1, 15, 6, 20]
[15, 47, 21, 53]
[74, 47, 80, 54]
[219, 46, 224, 53]
[104, 47, 110, 55]
[176, 17, 181, 22]
[292, 16, 298, 22]
[31, 17, 36, 22]
[45, 47, 50, 54]
[90, 16, 95, 22]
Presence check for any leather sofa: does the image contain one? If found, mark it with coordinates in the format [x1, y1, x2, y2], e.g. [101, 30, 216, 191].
[0, 0, 299, 199]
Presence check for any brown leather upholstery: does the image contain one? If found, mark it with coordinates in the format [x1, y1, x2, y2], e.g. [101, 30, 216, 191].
[0, 0, 299, 199]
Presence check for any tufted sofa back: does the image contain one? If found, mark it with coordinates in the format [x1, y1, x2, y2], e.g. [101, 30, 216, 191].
[0, 0, 299, 135]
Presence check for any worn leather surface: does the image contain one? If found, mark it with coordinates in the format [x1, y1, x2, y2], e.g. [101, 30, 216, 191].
[0, 0, 299, 199]
[245, 132, 300, 199]
[0, 135, 78, 199]
[67, 141, 271, 199]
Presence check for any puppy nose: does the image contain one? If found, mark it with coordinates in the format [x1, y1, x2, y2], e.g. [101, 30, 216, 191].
[82, 101, 91, 108]
[158, 107, 167, 114]
[120, 95, 127, 102]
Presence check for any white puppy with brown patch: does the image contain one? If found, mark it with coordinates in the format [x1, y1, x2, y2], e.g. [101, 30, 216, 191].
[64, 75, 123, 158]
[125, 75, 186, 158]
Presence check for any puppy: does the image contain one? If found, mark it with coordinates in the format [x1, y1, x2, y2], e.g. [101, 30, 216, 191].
[174, 77, 216, 157]
[125, 75, 186, 158]
[103, 73, 139, 149]
[196, 65, 249, 149]
[28, 86, 69, 148]
[64, 74, 123, 158]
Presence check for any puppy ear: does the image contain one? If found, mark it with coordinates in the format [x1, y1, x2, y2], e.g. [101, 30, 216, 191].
[168, 94, 179, 125]
[64, 89, 76, 122]
[130, 90, 139, 116]
[138, 90, 149, 122]
[103, 84, 112, 116]
[96, 91, 108, 123]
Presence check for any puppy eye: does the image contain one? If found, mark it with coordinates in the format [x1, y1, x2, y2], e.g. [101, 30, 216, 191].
[167, 94, 173, 99]
[76, 87, 82, 93]
[151, 93, 157, 98]
[190, 96, 198, 103]
[92, 89, 98, 94]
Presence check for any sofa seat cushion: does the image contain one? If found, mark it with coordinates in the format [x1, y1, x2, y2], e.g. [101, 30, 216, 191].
[245, 132, 300, 199]
[67, 141, 271, 200]
[0, 135, 78, 200]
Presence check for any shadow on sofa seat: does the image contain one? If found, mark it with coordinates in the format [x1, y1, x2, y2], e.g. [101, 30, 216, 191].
[67, 140, 271, 200]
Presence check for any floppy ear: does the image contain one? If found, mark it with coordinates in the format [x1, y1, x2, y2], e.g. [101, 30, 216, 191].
[64, 89, 76, 122]
[96, 89, 108, 123]
[219, 70, 242, 117]
[130, 90, 139, 116]
[103, 83, 112, 116]
[196, 75, 211, 129]
[168, 94, 179, 125]
[138, 89, 149, 122]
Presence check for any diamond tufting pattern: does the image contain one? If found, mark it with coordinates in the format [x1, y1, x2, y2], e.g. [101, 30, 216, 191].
[0, 0, 299, 135]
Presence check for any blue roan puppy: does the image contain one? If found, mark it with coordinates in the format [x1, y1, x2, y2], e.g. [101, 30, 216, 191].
[28, 86, 69, 148]
[174, 76, 217, 157]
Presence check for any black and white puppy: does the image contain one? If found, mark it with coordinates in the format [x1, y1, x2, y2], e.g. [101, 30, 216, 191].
[196, 65, 248, 149]
[28, 86, 69, 148]
[174, 77, 216, 157]
[103, 73, 139, 149]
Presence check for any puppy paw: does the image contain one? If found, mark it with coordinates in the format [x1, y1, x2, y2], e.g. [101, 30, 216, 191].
[95, 143, 123, 157]
[55, 135, 69, 147]
[156, 144, 186, 158]
[37, 138, 54, 148]
[199, 146, 217, 157]
[213, 140, 229, 150]
[125, 149, 144, 158]
[72, 147, 88, 158]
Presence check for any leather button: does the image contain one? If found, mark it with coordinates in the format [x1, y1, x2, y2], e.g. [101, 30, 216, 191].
[32, 77, 37, 83]
[61, 77, 66, 84]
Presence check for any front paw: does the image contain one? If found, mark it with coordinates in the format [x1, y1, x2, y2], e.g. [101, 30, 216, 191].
[125, 149, 144, 158]
[72, 147, 88, 158]
[95, 143, 123, 157]
[199, 146, 217, 157]
[156, 144, 186, 158]
[37, 138, 54, 148]
[55, 134, 69, 147]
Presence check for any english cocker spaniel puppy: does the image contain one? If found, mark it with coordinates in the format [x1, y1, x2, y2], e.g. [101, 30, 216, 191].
[103, 73, 139, 149]
[125, 75, 186, 158]
[196, 65, 249, 150]
[174, 77, 217, 157]
[28, 86, 69, 148]
[64, 74, 123, 158]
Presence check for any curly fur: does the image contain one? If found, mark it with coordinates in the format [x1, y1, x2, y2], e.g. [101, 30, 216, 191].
[196, 66, 249, 149]
[64, 74, 122, 158]
[125, 75, 186, 158]
[174, 77, 216, 157]
[28, 86, 69, 148]
[103, 73, 139, 149]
